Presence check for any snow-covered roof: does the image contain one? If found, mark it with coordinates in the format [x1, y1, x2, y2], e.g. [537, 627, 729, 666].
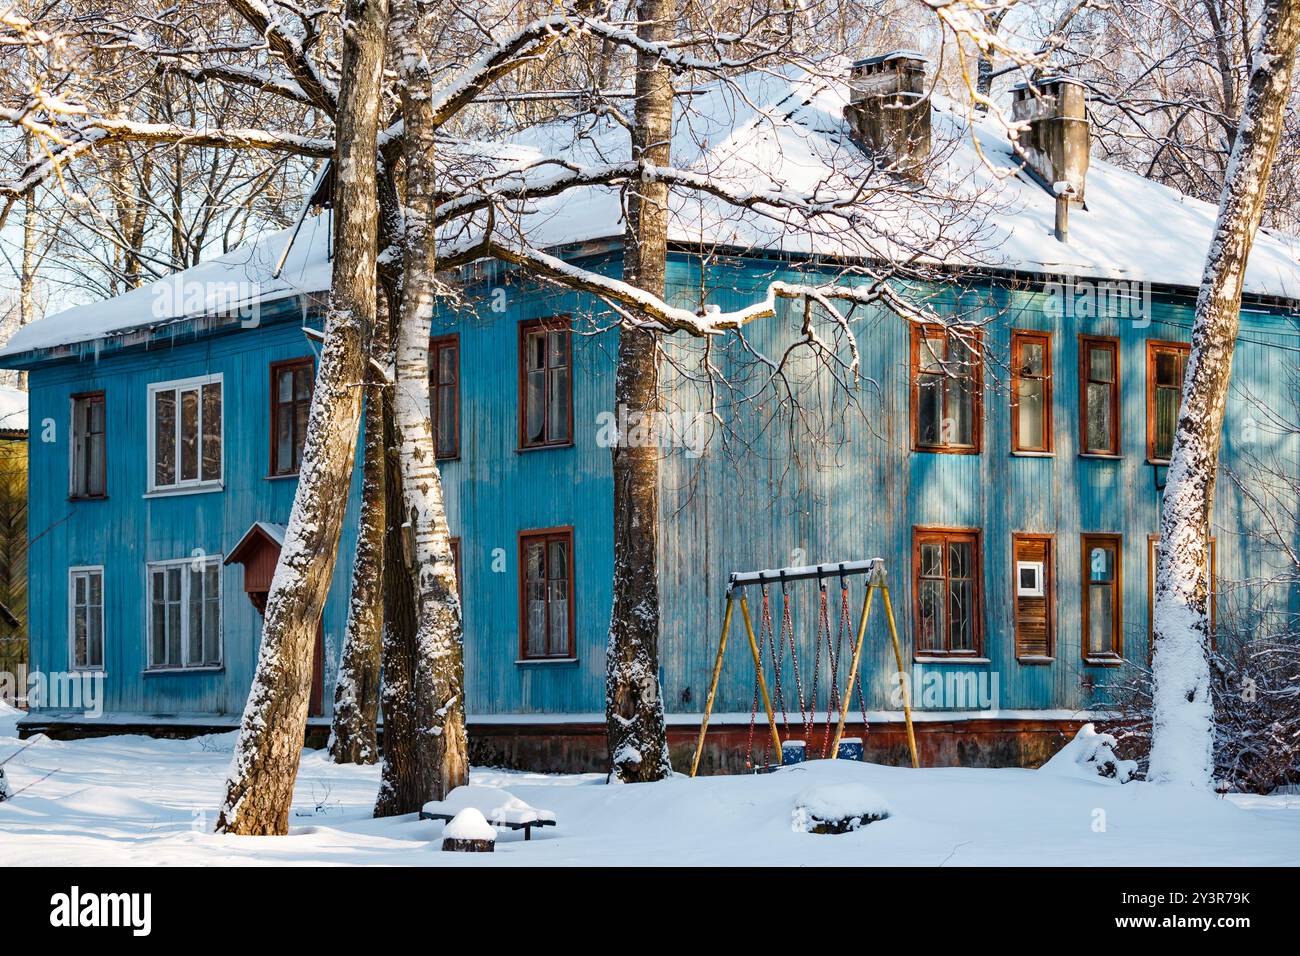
[5, 63, 1299, 360]
[0, 385, 28, 432]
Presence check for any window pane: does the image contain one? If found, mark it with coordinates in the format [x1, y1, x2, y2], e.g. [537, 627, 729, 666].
[918, 374, 943, 445]
[88, 598, 102, 667]
[548, 367, 569, 442]
[295, 366, 312, 401]
[1154, 388, 1178, 459]
[180, 388, 199, 481]
[276, 406, 294, 474]
[1086, 382, 1112, 452]
[204, 564, 220, 664]
[202, 382, 222, 482]
[1021, 342, 1045, 377]
[277, 367, 293, 404]
[918, 336, 944, 372]
[73, 602, 87, 668]
[167, 568, 182, 665]
[1088, 545, 1114, 583]
[548, 577, 568, 655]
[918, 579, 944, 651]
[1155, 350, 1182, 387]
[1088, 585, 1114, 655]
[293, 401, 309, 470]
[188, 566, 204, 664]
[948, 367, 973, 445]
[1017, 377, 1045, 450]
[436, 384, 455, 455]
[527, 331, 545, 371]
[949, 579, 973, 651]
[949, 541, 972, 580]
[920, 542, 943, 577]
[151, 571, 165, 666]
[526, 370, 546, 443]
[525, 543, 546, 656]
[547, 330, 568, 368]
[88, 428, 105, 495]
[1089, 346, 1113, 382]
[154, 390, 176, 486]
[438, 346, 456, 385]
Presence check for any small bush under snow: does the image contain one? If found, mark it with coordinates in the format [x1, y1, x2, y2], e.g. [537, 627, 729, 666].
[792, 783, 891, 834]
[1040, 723, 1137, 783]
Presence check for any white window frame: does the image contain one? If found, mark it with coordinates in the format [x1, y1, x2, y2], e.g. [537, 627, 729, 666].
[1015, 560, 1045, 597]
[146, 555, 224, 671]
[68, 565, 105, 671]
[146, 373, 224, 495]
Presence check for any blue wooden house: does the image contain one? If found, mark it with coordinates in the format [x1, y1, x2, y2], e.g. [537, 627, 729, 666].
[4, 59, 1299, 770]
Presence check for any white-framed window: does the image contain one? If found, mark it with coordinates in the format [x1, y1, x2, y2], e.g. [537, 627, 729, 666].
[68, 566, 104, 670]
[147, 555, 223, 670]
[1015, 560, 1045, 597]
[147, 374, 223, 493]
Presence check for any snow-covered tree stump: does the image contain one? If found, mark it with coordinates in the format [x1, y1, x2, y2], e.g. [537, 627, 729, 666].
[441, 808, 496, 853]
[792, 784, 891, 834]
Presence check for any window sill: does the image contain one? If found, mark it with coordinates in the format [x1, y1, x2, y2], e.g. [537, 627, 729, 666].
[1082, 656, 1123, 667]
[265, 472, 299, 481]
[68, 494, 109, 502]
[1078, 453, 1123, 461]
[514, 657, 579, 666]
[1016, 655, 1055, 665]
[913, 656, 991, 665]
[144, 483, 224, 499]
[516, 442, 575, 454]
[912, 445, 981, 456]
[1146, 457, 1172, 466]
[1010, 450, 1054, 458]
[144, 666, 225, 675]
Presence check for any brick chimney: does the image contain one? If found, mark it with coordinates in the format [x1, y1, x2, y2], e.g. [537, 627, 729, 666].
[845, 51, 932, 177]
[1010, 76, 1090, 203]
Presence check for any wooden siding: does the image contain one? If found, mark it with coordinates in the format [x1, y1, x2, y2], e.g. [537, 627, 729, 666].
[12, 249, 1300, 726]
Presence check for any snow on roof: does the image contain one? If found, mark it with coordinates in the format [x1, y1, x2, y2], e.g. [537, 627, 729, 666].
[6, 63, 1299, 360]
[0, 213, 333, 357]
[0, 385, 28, 432]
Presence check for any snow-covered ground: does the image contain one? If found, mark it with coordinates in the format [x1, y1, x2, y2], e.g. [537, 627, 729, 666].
[2, 704, 1297, 866]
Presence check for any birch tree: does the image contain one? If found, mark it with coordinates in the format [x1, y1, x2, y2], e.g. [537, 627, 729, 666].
[605, 0, 675, 783]
[1149, 0, 1300, 789]
[215, 0, 389, 833]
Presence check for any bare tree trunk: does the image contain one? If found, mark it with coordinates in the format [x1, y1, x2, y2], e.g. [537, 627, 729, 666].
[329, 304, 389, 765]
[1149, 0, 1300, 789]
[605, 0, 674, 784]
[373, 0, 469, 815]
[215, 0, 388, 835]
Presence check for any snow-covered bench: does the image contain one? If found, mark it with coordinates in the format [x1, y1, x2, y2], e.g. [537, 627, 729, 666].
[419, 785, 557, 841]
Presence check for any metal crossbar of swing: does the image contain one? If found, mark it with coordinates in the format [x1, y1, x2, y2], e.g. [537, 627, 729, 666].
[689, 557, 920, 777]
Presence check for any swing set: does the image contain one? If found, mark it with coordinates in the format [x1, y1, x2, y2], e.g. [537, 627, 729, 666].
[689, 557, 919, 776]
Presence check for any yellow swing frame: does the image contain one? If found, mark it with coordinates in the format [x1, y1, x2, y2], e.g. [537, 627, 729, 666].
[689, 557, 919, 776]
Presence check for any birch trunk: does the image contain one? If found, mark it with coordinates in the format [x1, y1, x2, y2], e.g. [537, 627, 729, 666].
[604, 0, 674, 783]
[374, 0, 469, 815]
[215, 0, 388, 834]
[329, 304, 388, 765]
[1149, 0, 1300, 789]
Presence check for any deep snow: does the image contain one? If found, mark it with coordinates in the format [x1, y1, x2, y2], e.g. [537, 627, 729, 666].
[1, 706, 1296, 866]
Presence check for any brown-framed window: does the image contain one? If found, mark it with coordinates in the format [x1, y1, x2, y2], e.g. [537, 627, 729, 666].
[429, 335, 460, 459]
[519, 319, 573, 449]
[1079, 336, 1120, 456]
[1011, 331, 1052, 453]
[1082, 534, 1123, 663]
[270, 357, 314, 476]
[518, 527, 574, 660]
[1012, 533, 1054, 661]
[449, 536, 462, 602]
[1148, 535, 1216, 652]
[70, 391, 106, 498]
[1147, 340, 1190, 462]
[913, 527, 982, 657]
[911, 325, 982, 453]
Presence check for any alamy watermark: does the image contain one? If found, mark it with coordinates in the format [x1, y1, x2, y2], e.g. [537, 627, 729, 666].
[2, 669, 105, 717]
[595, 404, 707, 458]
[1044, 275, 1152, 327]
[888, 666, 1001, 711]
[152, 275, 262, 328]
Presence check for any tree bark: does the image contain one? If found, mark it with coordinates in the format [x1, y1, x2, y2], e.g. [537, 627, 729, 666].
[605, 0, 674, 784]
[215, 0, 388, 834]
[374, 0, 469, 815]
[1149, 0, 1300, 789]
[328, 303, 389, 765]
